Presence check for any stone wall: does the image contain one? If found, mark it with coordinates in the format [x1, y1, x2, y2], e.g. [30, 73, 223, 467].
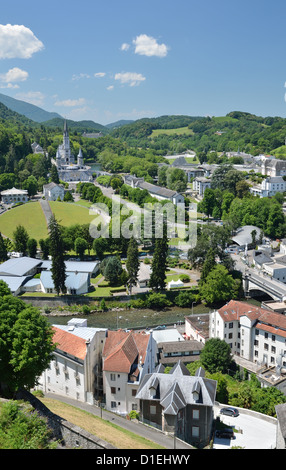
[16, 390, 116, 449]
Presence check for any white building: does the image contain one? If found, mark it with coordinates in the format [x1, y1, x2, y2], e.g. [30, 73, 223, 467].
[36, 319, 107, 404]
[43, 182, 65, 201]
[209, 300, 286, 371]
[262, 158, 286, 177]
[193, 177, 212, 196]
[250, 176, 286, 198]
[53, 121, 93, 182]
[1, 187, 28, 204]
[102, 329, 156, 415]
[40, 270, 90, 295]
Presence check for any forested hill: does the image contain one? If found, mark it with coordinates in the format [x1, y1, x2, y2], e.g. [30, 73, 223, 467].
[0, 92, 62, 123]
[0, 101, 38, 128]
[110, 111, 286, 157]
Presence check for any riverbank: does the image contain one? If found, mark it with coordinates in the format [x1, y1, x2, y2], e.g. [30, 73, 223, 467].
[45, 304, 210, 330]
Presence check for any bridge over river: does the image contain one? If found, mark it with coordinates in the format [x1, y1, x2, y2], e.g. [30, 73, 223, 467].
[243, 269, 286, 302]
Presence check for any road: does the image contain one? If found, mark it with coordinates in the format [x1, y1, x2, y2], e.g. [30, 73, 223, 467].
[213, 406, 276, 449]
[44, 393, 193, 450]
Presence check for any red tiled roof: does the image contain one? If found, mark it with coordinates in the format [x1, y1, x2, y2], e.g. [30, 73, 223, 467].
[218, 300, 286, 334]
[217, 300, 271, 322]
[52, 327, 87, 360]
[103, 329, 149, 373]
[256, 323, 286, 339]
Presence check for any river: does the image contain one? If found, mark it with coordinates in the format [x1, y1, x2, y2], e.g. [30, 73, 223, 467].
[46, 304, 210, 330]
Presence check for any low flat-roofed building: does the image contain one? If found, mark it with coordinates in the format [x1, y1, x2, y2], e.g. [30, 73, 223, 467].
[184, 314, 209, 343]
[0, 256, 42, 277]
[157, 339, 203, 366]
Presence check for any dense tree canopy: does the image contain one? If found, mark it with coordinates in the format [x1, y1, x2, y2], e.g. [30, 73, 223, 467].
[0, 282, 55, 397]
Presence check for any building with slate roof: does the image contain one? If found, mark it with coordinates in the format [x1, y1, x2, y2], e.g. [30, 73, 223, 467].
[102, 329, 157, 415]
[136, 361, 216, 448]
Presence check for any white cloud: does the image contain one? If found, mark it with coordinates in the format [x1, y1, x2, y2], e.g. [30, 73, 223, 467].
[54, 98, 86, 107]
[106, 85, 114, 91]
[120, 43, 130, 52]
[114, 72, 146, 87]
[133, 34, 168, 57]
[72, 73, 91, 81]
[0, 67, 28, 83]
[94, 72, 106, 78]
[15, 91, 45, 107]
[0, 24, 44, 59]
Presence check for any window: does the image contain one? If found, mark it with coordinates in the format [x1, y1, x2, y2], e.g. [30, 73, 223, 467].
[265, 332, 268, 339]
[132, 404, 138, 410]
[264, 343, 269, 351]
[229, 322, 233, 329]
[111, 401, 116, 408]
[192, 409, 199, 420]
[110, 373, 115, 381]
[132, 389, 137, 397]
[271, 346, 276, 354]
[111, 387, 116, 394]
[272, 335, 276, 342]
[192, 426, 199, 438]
[150, 405, 156, 415]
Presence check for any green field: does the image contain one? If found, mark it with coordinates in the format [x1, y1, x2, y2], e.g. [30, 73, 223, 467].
[0, 202, 48, 241]
[49, 201, 95, 226]
[0, 200, 97, 243]
[150, 126, 194, 138]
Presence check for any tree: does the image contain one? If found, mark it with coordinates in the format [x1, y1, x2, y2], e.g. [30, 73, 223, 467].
[23, 175, 38, 197]
[199, 188, 217, 218]
[93, 237, 107, 260]
[126, 237, 140, 293]
[48, 215, 66, 295]
[27, 238, 37, 258]
[50, 164, 59, 184]
[0, 232, 7, 262]
[149, 222, 168, 291]
[0, 291, 55, 397]
[63, 191, 74, 202]
[74, 237, 87, 260]
[101, 256, 123, 286]
[13, 225, 29, 254]
[199, 264, 240, 305]
[200, 338, 232, 374]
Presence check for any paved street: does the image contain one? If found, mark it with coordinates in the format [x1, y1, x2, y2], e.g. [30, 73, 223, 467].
[213, 406, 277, 449]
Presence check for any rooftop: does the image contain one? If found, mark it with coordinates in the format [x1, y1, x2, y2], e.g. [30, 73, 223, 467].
[0, 256, 42, 277]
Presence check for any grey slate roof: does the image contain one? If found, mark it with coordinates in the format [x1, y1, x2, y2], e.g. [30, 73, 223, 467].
[136, 360, 217, 413]
[139, 181, 178, 198]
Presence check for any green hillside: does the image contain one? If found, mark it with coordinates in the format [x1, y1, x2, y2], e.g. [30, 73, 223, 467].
[0, 92, 62, 123]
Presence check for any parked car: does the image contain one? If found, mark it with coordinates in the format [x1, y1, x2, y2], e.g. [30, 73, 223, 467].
[216, 428, 235, 439]
[220, 407, 239, 417]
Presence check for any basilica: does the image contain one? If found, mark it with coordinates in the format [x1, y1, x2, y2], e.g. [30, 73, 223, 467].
[53, 121, 93, 182]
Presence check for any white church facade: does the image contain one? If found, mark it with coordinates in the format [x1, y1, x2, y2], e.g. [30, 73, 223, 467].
[53, 121, 94, 182]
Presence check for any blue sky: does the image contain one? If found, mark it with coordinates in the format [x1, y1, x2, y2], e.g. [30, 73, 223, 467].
[0, 0, 286, 125]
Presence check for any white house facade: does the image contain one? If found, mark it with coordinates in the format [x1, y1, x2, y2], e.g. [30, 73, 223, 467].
[36, 319, 107, 404]
[43, 182, 65, 201]
[210, 300, 286, 372]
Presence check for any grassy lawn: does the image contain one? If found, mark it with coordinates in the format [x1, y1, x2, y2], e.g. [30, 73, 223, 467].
[38, 397, 164, 449]
[0, 201, 48, 241]
[49, 201, 95, 226]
